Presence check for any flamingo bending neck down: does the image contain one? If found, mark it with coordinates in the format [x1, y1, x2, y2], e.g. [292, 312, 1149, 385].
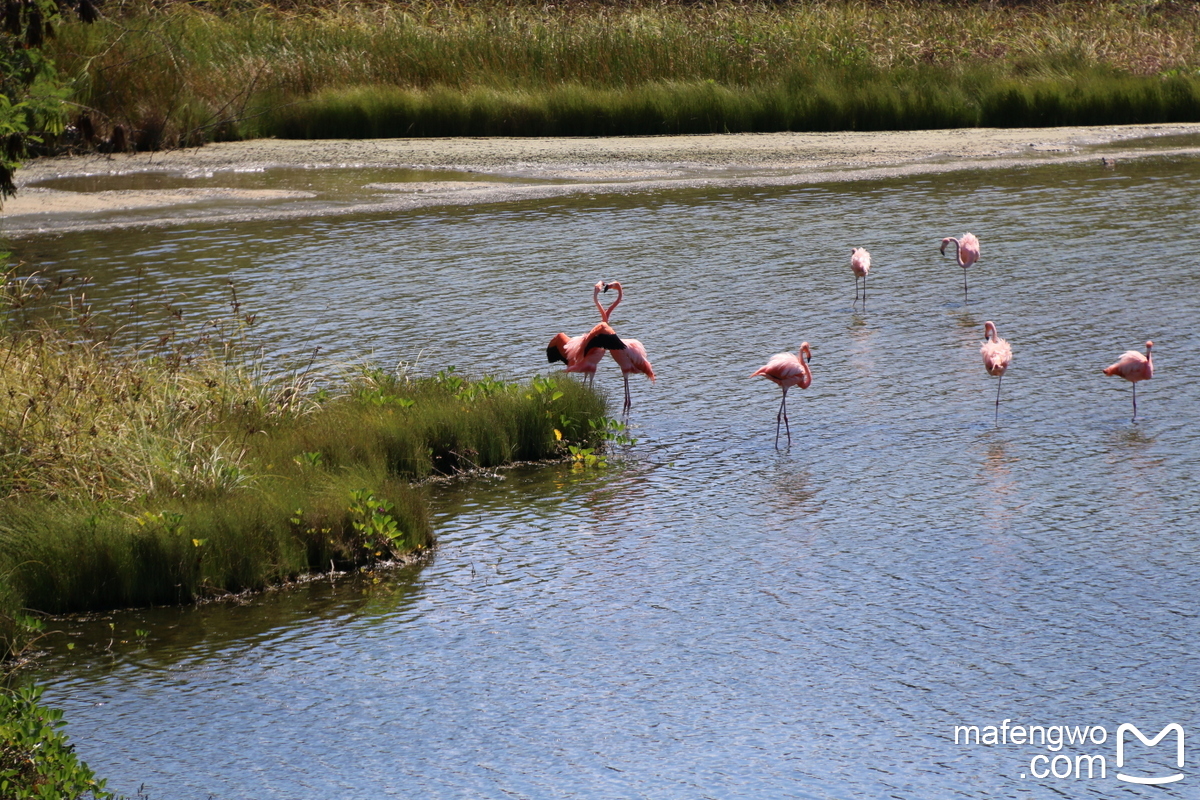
[599, 281, 655, 413]
[1103, 340, 1153, 422]
[850, 247, 871, 307]
[750, 342, 812, 448]
[546, 282, 626, 385]
[940, 232, 980, 299]
[980, 321, 1013, 424]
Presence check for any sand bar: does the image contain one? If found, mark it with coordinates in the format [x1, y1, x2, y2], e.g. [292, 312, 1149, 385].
[4, 124, 1200, 235]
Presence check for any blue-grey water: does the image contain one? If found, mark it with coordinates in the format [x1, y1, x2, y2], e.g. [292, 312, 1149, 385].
[12, 153, 1200, 799]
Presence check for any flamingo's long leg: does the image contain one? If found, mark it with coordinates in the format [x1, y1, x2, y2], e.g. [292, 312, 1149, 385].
[774, 393, 787, 448]
[780, 390, 792, 447]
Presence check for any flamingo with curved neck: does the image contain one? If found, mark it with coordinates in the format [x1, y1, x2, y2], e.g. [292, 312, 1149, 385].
[750, 343, 812, 448]
[545, 280, 627, 384]
[940, 232, 980, 299]
[599, 281, 655, 414]
[1104, 340, 1154, 422]
[980, 321, 1013, 424]
[592, 280, 609, 320]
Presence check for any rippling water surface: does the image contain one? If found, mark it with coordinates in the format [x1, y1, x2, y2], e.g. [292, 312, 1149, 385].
[15, 154, 1200, 799]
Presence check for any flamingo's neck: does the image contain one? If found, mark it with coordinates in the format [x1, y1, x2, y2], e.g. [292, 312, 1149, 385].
[602, 284, 623, 322]
[593, 284, 606, 320]
[944, 237, 965, 266]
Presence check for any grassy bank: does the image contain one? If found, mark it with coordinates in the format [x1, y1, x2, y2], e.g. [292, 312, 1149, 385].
[41, 0, 1200, 147]
[0, 271, 611, 652]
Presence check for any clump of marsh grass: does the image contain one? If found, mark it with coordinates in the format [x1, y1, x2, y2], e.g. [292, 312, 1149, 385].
[0, 269, 309, 503]
[265, 366, 608, 480]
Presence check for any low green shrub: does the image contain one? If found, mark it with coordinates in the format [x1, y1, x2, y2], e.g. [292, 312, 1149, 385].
[0, 684, 109, 800]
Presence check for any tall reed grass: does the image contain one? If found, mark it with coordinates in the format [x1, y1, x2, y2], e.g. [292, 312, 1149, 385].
[43, 0, 1200, 147]
[0, 268, 610, 649]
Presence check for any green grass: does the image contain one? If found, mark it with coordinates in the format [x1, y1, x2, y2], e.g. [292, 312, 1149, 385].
[40, 0, 1200, 147]
[264, 68, 1200, 138]
[0, 271, 611, 648]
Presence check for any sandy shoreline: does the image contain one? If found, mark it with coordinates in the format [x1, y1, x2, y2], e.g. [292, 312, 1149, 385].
[4, 124, 1200, 234]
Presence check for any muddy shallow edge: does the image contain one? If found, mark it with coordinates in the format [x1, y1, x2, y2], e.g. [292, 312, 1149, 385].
[5, 124, 1200, 233]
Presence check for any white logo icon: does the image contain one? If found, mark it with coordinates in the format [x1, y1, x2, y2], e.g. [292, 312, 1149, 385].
[1116, 723, 1185, 785]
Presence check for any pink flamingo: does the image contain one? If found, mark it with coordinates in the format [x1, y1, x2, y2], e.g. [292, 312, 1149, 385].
[980, 321, 1012, 424]
[750, 343, 812, 448]
[546, 282, 626, 385]
[597, 281, 655, 413]
[1103, 340, 1153, 421]
[940, 232, 980, 298]
[850, 247, 871, 306]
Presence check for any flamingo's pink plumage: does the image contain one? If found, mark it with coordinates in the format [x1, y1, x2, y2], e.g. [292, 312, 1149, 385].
[981, 321, 1011, 378]
[1104, 340, 1153, 421]
[750, 343, 812, 448]
[546, 283, 625, 384]
[599, 281, 655, 413]
[940, 232, 980, 297]
[980, 321, 1012, 423]
[850, 247, 871, 306]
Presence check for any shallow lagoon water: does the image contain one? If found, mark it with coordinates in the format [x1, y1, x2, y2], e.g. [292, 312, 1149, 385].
[14, 154, 1200, 798]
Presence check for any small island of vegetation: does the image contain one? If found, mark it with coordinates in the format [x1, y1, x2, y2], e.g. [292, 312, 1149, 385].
[0, 268, 617, 648]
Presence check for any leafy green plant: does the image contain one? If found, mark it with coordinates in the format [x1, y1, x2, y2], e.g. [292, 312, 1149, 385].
[591, 416, 637, 447]
[527, 374, 572, 439]
[452, 374, 514, 403]
[0, 684, 110, 799]
[434, 366, 464, 394]
[567, 445, 605, 470]
[134, 510, 185, 537]
[294, 451, 324, 468]
[1, 0, 96, 204]
[348, 489, 404, 556]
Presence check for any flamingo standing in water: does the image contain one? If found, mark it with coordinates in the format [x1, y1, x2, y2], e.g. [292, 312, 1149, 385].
[980, 321, 1012, 424]
[597, 281, 655, 413]
[546, 282, 626, 385]
[750, 343, 812, 448]
[1103, 340, 1153, 421]
[940, 232, 980, 299]
[850, 247, 871, 306]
